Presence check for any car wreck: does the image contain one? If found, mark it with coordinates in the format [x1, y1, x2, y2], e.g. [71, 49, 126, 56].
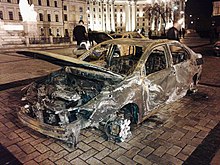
[18, 39, 203, 147]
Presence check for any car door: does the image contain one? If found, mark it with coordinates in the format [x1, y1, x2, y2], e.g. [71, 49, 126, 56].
[143, 45, 176, 110]
[168, 44, 192, 93]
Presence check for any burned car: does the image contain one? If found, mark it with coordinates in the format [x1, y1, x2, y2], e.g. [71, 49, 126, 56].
[18, 39, 203, 147]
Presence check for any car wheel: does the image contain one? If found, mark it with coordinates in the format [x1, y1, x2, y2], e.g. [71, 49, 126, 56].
[104, 116, 131, 142]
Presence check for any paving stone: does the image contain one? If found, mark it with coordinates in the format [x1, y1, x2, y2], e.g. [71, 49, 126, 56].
[153, 146, 169, 157]
[196, 130, 209, 139]
[47, 143, 63, 153]
[8, 132, 19, 140]
[78, 141, 92, 152]
[49, 150, 69, 162]
[23, 160, 39, 165]
[102, 141, 119, 150]
[83, 135, 97, 144]
[117, 141, 133, 150]
[162, 153, 183, 165]
[117, 155, 136, 165]
[183, 126, 200, 133]
[147, 154, 170, 165]
[171, 130, 185, 140]
[64, 149, 84, 161]
[189, 137, 203, 147]
[195, 125, 211, 132]
[86, 157, 105, 165]
[166, 145, 182, 156]
[34, 150, 55, 163]
[128, 139, 145, 149]
[124, 147, 141, 158]
[139, 146, 155, 157]
[146, 132, 161, 141]
[182, 131, 197, 140]
[40, 159, 55, 165]
[88, 141, 105, 151]
[109, 148, 127, 158]
[198, 118, 210, 126]
[30, 138, 46, 146]
[70, 158, 88, 165]
[21, 143, 36, 154]
[94, 148, 112, 160]
[19, 151, 41, 163]
[176, 152, 188, 161]
[18, 131, 31, 140]
[101, 156, 121, 165]
[133, 154, 152, 165]
[34, 143, 50, 153]
[181, 144, 196, 156]
[55, 158, 71, 165]
[79, 148, 98, 161]
[7, 144, 22, 155]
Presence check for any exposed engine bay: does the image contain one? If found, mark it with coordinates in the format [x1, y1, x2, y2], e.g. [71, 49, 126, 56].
[22, 68, 105, 126]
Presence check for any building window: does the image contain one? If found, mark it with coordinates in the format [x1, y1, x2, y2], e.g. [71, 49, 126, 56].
[49, 28, 52, 35]
[143, 23, 145, 26]
[0, 11, 3, 20]
[80, 7, 83, 12]
[40, 28, 44, 36]
[38, 0, 42, 6]
[93, 8, 95, 12]
[17, 0, 19, 4]
[18, 12, 22, 21]
[39, 13, 43, 21]
[99, 8, 101, 12]
[47, 0, 50, 6]
[57, 29, 60, 36]
[9, 11, 13, 20]
[47, 14, 51, 22]
[64, 14, 67, 21]
[64, 5, 67, 10]
[55, 14, 59, 22]
[7, 0, 11, 3]
[54, 1, 58, 7]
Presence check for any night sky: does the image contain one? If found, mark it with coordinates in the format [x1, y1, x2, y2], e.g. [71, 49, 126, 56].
[185, 0, 213, 19]
[185, 0, 213, 30]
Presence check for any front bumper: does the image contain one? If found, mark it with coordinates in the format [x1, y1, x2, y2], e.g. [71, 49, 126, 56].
[18, 107, 82, 145]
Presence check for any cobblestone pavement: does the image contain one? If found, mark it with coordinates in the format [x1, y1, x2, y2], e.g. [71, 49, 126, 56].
[0, 82, 219, 164]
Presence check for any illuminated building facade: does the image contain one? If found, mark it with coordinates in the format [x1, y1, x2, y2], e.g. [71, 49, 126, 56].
[87, 0, 186, 35]
[0, 0, 87, 37]
[0, 0, 186, 39]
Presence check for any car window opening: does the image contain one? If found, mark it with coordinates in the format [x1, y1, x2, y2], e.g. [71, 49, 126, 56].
[145, 47, 167, 75]
[108, 44, 143, 75]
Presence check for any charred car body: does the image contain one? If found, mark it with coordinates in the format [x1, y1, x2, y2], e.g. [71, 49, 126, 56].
[18, 39, 203, 147]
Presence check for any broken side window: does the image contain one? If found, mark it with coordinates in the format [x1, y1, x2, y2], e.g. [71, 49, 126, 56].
[145, 45, 167, 75]
[83, 44, 110, 62]
[169, 45, 190, 65]
[108, 44, 143, 75]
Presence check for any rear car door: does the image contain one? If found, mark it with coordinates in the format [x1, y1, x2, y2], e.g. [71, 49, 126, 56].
[168, 44, 192, 92]
[143, 45, 176, 110]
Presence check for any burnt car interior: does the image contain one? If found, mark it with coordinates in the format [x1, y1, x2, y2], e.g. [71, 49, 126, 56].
[145, 46, 167, 75]
[107, 44, 143, 75]
[83, 43, 144, 75]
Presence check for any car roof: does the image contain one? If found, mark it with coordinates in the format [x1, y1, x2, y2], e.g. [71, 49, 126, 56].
[99, 38, 178, 47]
